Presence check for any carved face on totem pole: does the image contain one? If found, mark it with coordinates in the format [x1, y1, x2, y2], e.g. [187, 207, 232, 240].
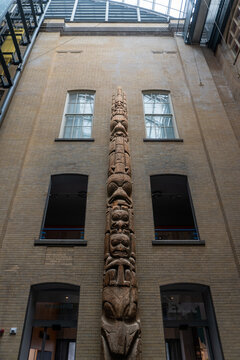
[109, 209, 130, 258]
[109, 233, 130, 258]
[112, 90, 127, 115]
[102, 88, 141, 360]
[107, 173, 132, 206]
[110, 115, 128, 137]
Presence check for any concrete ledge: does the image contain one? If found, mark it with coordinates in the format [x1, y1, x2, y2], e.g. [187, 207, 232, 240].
[143, 138, 183, 142]
[152, 240, 205, 245]
[60, 27, 172, 36]
[34, 239, 87, 246]
[55, 138, 94, 142]
[41, 23, 172, 36]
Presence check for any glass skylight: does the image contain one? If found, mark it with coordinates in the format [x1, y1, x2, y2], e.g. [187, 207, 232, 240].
[112, 0, 187, 18]
[0, 0, 13, 22]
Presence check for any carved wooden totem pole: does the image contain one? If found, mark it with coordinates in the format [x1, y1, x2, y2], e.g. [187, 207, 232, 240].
[101, 87, 141, 359]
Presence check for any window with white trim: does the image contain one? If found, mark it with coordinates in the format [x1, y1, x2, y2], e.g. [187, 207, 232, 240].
[227, 1, 240, 62]
[143, 91, 178, 139]
[60, 91, 95, 139]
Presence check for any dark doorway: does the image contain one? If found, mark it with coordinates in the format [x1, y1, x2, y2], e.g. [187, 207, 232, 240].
[161, 284, 224, 360]
[19, 284, 79, 360]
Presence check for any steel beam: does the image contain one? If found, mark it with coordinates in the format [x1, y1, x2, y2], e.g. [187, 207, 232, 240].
[17, 0, 31, 43]
[5, 12, 22, 63]
[0, 49, 12, 87]
[29, 0, 38, 27]
[38, 0, 44, 14]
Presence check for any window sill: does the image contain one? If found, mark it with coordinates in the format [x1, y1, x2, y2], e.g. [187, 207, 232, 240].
[55, 138, 94, 142]
[152, 240, 205, 245]
[143, 138, 183, 142]
[34, 239, 87, 246]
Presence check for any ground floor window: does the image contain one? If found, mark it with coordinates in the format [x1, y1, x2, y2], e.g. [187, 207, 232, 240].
[19, 283, 79, 360]
[161, 284, 224, 360]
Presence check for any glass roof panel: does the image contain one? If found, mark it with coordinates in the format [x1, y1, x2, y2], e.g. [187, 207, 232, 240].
[0, 0, 13, 23]
[124, 0, 138, 5]
[45, 0, 188, 22]
[139, 0, 152, 10]
[114, 0, 187, 18]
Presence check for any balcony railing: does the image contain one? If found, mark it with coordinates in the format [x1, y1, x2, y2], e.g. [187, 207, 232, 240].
[155, 228, 198, 241]
[41, 227, 84, 240]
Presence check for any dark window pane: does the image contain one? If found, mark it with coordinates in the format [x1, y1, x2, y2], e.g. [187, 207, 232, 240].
[150, 175, 198, 240]
[41, 174, 88, 239]
[162, 292, 207, 321]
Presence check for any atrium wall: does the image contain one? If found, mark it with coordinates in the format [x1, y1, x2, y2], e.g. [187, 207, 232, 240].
[0, 25, 240, 359]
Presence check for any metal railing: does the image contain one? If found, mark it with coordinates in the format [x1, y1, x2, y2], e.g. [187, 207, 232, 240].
[155, 228, 199, 240]
[0, 0, 51, 125]
[41, 227, 85, 240]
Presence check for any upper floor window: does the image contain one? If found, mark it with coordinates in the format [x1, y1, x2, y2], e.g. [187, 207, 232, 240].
[40, 174, 88, 240]
[227, 1, 240, 62]
[60, 91, 95, 139]
[143, 91, 178, 139]
[150, 174, 199, 241]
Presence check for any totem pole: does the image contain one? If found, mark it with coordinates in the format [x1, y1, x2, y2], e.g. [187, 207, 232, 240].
[101, 87, 141, 359]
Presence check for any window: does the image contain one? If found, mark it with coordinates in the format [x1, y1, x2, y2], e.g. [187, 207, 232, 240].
[150, 175, 199, 241]
[19, 283, 79, 360]
[143, 91, 178, 139]
[227, 1, 240, 62]
[60, 91, 95, 139]
[40, 174, 88, 240]
[161, 284, 224, 360]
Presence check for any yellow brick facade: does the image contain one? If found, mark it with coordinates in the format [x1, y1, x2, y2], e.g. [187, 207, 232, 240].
[0, 26, 239, 359]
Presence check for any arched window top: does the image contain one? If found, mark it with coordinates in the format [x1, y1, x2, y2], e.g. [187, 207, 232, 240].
[50, 174, 88, 194]
[67, 89, 95, 94]
[151, 173, 186, 178]
[161, 282, 208, 293]
[31, 282, 80, 293]
[31, 283, 80, 303]
[142, 89, 170, 94]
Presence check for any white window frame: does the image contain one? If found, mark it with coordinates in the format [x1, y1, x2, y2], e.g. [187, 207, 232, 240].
[142, 90, 179, 140]
[227, 1, 240, 63]
[59, 90, 95, 139]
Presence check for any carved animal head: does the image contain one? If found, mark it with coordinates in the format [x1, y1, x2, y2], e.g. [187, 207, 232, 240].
[102, 318, 140, 357]
[102, 286, 138, 321]
[102, 286, 139, 356]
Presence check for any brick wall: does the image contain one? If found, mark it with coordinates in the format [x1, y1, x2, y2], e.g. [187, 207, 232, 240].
[0, 30, 239, 359]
